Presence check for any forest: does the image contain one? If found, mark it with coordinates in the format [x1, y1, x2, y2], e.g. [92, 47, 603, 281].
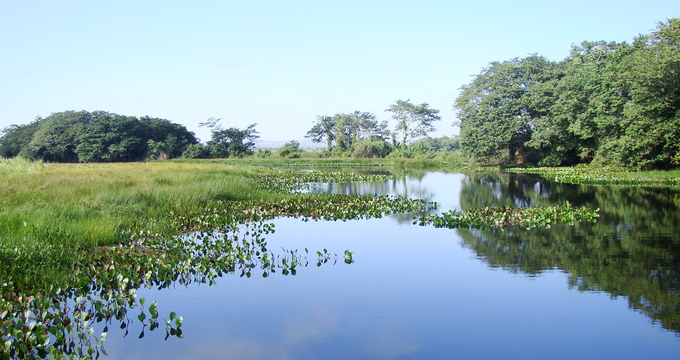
[455, 18, 680, 169]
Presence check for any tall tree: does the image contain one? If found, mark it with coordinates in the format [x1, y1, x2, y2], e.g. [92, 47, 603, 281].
[454, 55, 554, 163]
[305, 115, 336, 151]
[611, 18, 680, 168]
[0, 117, 42, 158]
[386, 99, 441, 148]
[200, 118, 260, 158]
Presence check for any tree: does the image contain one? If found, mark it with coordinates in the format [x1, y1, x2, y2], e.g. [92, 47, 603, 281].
[454, 55, 554, 163]
[277, 140, 301, 158]
[1, 110, 198, 162]
[0, 118, 41, 158]
[305, 115, 336, 151]
[349, 111, 389, 142]
[386, 99, 440, 148]
[200, 118, 260, 158]
[609, 19, 680, 168]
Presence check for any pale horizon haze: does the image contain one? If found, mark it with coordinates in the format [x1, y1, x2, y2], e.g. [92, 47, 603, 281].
[1, 1, 678, 143]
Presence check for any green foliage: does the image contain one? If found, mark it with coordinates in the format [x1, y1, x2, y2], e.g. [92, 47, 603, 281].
[306, 111, 388, 152]
[180, 143, 209, 159]
[0, 118, 41, 158]
[411, 135, 460, 153]
[200, 118, 260, 158]
[455, 55, 554, 163]
[0, 111, 198, 163]
[276, 140, 302, 158]
[352, 139, 392, 158]
[456, 18, 680, 169]
[507, 164, 680, 186]
[386, 99, 441, 148]
[416, 202, 599, 229]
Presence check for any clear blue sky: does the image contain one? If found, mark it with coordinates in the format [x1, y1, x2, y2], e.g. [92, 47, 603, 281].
[1, 0, 678, 143]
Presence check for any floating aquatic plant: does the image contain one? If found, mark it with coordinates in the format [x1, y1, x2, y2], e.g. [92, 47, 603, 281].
[416, 202, 599, 230]
[506, 166, 680, 186]
[0, 221, 353, 359]
[250, 169, 395, 193]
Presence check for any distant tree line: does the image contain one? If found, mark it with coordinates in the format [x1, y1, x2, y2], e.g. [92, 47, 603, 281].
[455, 18, 680, 169]
[0, 110, 199, 162]
[0, 112, 263, 162]
[305, 99, 442, 158]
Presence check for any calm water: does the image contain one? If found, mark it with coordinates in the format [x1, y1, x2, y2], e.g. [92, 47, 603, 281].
[100, 171, 680, 359]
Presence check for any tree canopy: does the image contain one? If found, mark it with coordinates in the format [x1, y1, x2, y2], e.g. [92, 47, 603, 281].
[198, 118, 260, 158]
[386, 99, 441, 148]
[455, 18, 680, 168]
[0, 110, 198, 162]
[305, 111, 388, 153]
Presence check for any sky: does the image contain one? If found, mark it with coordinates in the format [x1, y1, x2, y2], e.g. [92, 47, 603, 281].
[1, 1, 679, 143]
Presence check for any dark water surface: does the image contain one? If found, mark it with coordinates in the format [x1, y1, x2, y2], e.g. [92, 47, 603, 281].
[101, 171, 680, 359]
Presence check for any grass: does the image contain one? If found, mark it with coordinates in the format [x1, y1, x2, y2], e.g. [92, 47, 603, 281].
[0, 161, 285, 286]
[0, 157, 47, 176]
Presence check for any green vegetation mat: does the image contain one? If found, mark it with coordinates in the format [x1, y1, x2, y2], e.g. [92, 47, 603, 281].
[505, 165, 680, 186]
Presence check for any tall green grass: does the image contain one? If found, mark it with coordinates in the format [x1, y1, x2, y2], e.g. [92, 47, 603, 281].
[0, 157, 46, 176]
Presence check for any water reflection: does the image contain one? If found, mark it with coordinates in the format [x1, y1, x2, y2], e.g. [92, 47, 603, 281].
[457, 173, 680, 334]
[97, 170, 680, 359]
[317, 171, 680, 335]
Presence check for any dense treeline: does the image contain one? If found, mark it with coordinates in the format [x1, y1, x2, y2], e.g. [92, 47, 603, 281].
[0, 110, 199, 162]
[455, 19, 680, 169]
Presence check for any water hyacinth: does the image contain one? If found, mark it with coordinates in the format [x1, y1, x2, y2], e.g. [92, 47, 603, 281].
[250, 169, 395, 194]
[0, 221, 354, 359]
[416, 202, 599, 230]
[506, 166, 680, 186]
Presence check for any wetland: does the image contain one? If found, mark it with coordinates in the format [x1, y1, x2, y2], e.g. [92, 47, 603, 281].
[2, 161, 680, 359]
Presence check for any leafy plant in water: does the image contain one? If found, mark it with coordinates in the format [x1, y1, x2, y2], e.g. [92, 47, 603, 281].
[506, 165, 680, 186]
[0, 221, 352, 359]
[416, 202, 599, 230]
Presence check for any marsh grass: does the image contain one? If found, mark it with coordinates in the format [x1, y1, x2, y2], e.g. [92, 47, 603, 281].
[0, 161, 283, 286]
[0, 157, 47, 176]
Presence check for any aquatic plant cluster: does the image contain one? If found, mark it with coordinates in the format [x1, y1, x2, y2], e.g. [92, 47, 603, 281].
[250, 169, 394, 193]
[416, 202, 599, 229]
[506, 166, 680, 186]
[168, 196, 431, 234]
[0, 220, 359, 359]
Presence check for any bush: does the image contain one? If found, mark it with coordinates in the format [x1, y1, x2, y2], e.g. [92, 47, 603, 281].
[181, 144, 209, 159]
[352, 140, 392, 158]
